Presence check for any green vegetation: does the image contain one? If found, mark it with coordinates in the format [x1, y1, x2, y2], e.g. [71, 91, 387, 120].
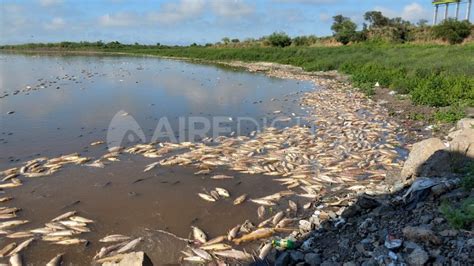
[331, 15, 358, 45]
[440, 198, 474, 229]
[264, 32, 292, 47]
[433, 19, 472, 44]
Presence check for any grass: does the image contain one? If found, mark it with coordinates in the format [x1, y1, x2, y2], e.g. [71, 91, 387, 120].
[2, 42, 474, 118]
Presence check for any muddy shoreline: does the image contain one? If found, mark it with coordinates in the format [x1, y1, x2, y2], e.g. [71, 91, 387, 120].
[0, 53, 438, 264]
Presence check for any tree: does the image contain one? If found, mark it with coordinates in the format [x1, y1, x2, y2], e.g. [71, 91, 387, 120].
[231, 38, 240, 43]
[331, 15, 357, 45]
[364, 11, 390, 28]
[433, 19, 472, 44]
[265, 32, 292, 47]
[221, 37, 230, 44]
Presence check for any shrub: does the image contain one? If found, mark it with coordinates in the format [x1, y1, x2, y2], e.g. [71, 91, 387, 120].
[433, 19, 472, 44]
[265, 32, 292, 47]
[440, 198, 474, 229]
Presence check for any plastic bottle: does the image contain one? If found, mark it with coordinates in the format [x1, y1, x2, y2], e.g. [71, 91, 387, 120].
[272, 239, 296, 249]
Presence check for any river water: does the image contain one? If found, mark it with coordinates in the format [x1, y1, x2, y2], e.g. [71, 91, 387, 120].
[0, 53, 313, 264]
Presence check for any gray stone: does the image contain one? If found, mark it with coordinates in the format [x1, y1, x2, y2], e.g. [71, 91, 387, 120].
[290, 251, 304, 262]
[343, 262, 357, 266]
[406, 248, 429, 266]
[449, 128, 474, 159]
[275, 251, 290, 266]
[304, 252, 322, 266]
[400, 138, 446, 180]
[102, 252, 152, 266]
[420, 214, 433, 224]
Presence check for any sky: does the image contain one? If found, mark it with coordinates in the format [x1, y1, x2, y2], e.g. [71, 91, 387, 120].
[0, 0, 470, 45]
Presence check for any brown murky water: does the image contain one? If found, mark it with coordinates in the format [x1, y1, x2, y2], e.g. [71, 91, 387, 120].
[0, 53, 312, 264]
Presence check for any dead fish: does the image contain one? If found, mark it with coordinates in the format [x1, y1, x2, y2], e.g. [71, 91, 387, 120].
[276, 218, 295, 228]
[210, 175, 234, 180]
[90, 141, 105, 146]
[59, 220, 87, 227]
[95, 254, 127, 264]
[55, 238, 87, 245]
[191, 248, 212, 261]
[0, 220, 28, 230]
[0, 213, 17, 219]
[194, 169, 211, 175]
[9, 253, 22, 266]
[213, 249, 252, 260]
[191, 226, 207, 243]
[233, 228, 275, 245]
[93, 242, 125, 260]
[233, 194, 247, 205]
[30, 227, 55, 234]
[99, 234, 131, 243]
[0, 242, 16, 258]
[70, 216, 94, 223]
[51, 211, 76, 222]
[69, 226, 90, 233]
[210, 190, 220, 200]
[45, 222, 67, 230]
[46, 253, 63, 266]
[204, 235, 226, 245]
[227, 224, 240, 241]
[215, 187, 230, 198]
[6, 231, 33, 239]
[86, 160, 105, 168]
[200, 243, 232, 251]
[183, 256, 206, 263]
[42, 236, 69, 242]
[198, 193, 216, 202]
[7, 238, 34, 256]
[250, 199, 276, 206]
[257, 206, 265, 219]
[257, 217, 273, 228]
[0, 197, 13, 202]
[258, 242, 273, 260]
[47, 230, 76, 237]
[303, 202, 312, 209]
[143, 162, 159, 172]
[0, 182, 22, 189]
[115, 237, 142, 254]
[288, 200, 298, 213]
[272, 211, 285, 225]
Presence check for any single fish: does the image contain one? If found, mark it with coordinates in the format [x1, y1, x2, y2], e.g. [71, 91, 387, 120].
[183, 256, 206, 263]
[227, 224, 240, 241]
[46, 253, 63, 266]
[99, 234, 131, 243]
[257, 206, 265, 219]
[7, 238, 34, 256]
[6, 231, 33, 239]
[203, 235, 226, 245]
[93, 242, 125, 260]
[288, 200, 298, 213]
[191, 226, 207, 243]
[0, 220, 28, 230]
[272, 211, 285, 225]
[70, 216, 94, 223]
[143, 162, 159, 172]
[51, 211, 76, 222]
[210, 175, 234, 180]
[200, 243, 232, 251]
[0, 242, 16, 258]
[258, 242, 273, 260]
[215, 187, 230, 198]
[191, 248, 212, 261]
[233, 228, 275, 245]
[197, 193, 216, 202]
[250, 199, 276, 206]
[233, 194, 247, 205]
[55, 238, 87, 245]
[115, 237, 142, 254]
[213, 249, 252, 260]
[9, 253, 22, 266]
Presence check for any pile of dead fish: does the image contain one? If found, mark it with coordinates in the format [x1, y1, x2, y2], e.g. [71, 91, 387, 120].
[0, 210, 94, 265]
[93, 235, 143, 264]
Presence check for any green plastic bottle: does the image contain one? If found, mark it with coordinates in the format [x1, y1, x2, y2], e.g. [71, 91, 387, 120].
[272, 239, 296, 249]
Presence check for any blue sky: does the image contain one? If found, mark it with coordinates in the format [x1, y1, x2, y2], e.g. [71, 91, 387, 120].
[0, 0, 469, 45]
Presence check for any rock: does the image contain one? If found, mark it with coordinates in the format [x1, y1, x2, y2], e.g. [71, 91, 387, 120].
[400, 138, 446, 180]
[449, 128, 474, 159]
[299, 219, 313, 231]
[275, 251, 290, 266]
[102, 252, 152, 266]
[433, 255, 447, 266]
[357, 195, 380, 209]
[402, 226, 441, 245]
[419, 214, 433, 224]
[304, 253, 322, 266]
[456, 118, 474, 130]
[439, 229, 458, 237]
[343, 262, 357, 266]
[290, 251, 304, 262]
[300, 237, 315, 251]
[430, 178, 460, 197]
[406, 248, 429, 266]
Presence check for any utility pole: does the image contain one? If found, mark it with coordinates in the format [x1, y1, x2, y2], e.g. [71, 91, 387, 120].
[468, 0, 472, 21]
[433, 4, 439, 25]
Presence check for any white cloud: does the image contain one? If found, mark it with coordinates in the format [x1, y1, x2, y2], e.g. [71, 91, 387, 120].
[148, 0, 206, 24]
[44, 17, 65, 30]
[99, 13, 139, 27]
[39, 0, 63, 7]
[375, 2, 430, 22]
[210, 0, 255, 18]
